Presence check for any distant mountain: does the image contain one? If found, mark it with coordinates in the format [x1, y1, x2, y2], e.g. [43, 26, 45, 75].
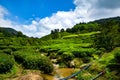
[93, 16, 120, 24]
[0, 27, 27, 37]
[0, 27, 18, 34]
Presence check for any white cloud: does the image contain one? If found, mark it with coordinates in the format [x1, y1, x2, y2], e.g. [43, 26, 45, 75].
[0, 5, 8, 18]
[0, 0, 120, 37]
[0, 6, 13, 28]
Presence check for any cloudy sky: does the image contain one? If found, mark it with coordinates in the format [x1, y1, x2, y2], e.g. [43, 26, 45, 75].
[0, 0, 120, 37]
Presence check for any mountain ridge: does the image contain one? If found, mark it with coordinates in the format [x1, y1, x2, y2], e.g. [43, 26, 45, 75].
[0, 16, 120, 38]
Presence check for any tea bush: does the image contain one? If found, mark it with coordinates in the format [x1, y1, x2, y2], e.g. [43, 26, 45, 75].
[107, 49, 120, 72]
[14, 49, 29, 63]
[114, 49, 120, 63]
[3, 49, 12, 55]
[14, 49, 53, 73]
[57, 50, 65, 55]
[0, 53, 14, 73]
[61, 52, 74, 61]
[72, 48, 96, 58]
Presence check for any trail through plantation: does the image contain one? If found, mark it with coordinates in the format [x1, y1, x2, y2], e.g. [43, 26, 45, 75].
[11, 70, 43, 80]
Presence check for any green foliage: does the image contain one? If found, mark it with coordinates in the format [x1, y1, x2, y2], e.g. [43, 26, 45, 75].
[72, 48, 96, 58]
[61, 52, 74, 61]
[57, 52, 75, 67]
[60, 28, 65, 32]
[77, 71, 92, 80]
[23, 55, 53, 73]
[62, 31, 100, 39]
[41, 32, 71, 40]
[14, 49, 53, 73]
[1, 16, 120, 79]
[57, 50, 65, 55]
[114, 49, 120, 63]
[107, 48, 120, 72]
[82, 57, 91, 63]
[0, 54, 14, 74]
[0, 27, 27, 37]
[37, 56, 54, 73]
[94, 20, 120, 51]
[14, 49, 30, 63]
[3, 49, 12, 55]
[67, 22, 100, 33]
[0, 64, 20, 79]
[16, 31, 26, 37]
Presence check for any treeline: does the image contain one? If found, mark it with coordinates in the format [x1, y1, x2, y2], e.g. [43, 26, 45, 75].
[51, 22, 100, 34]
[45, 22, 100, 40]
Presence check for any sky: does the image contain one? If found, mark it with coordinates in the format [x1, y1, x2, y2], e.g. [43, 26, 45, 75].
[0, 0, 120, 37]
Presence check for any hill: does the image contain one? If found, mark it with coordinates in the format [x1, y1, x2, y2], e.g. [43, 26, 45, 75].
[0, 27, 27, 37]
[0, 27, 17, 34]
[41, 16, 120, 41]
[39, 16, 120, 79]
[93, 16, 120, 24]
[0, 16, 120, 80]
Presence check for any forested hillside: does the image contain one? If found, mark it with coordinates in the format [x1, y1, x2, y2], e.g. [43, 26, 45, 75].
[0, 17, 120, 80]
[0, 27, 27, 37]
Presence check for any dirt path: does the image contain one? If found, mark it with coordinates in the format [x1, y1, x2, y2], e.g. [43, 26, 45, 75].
[11, 70, 43, 80]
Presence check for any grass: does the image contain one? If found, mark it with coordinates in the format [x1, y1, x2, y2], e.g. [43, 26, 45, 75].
[62, 31, 100, 39]
[40, 32, 94, 52]
[0, 63, 21, 79]
[42, 43, 92, 49]
[76, 47, 120, 80]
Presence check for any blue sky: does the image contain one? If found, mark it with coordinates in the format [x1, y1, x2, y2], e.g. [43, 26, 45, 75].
[0, 0, 75, 23]
[0, 0, 120, 37]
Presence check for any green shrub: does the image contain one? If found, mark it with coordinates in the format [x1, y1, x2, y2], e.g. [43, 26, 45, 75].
[23, 54, 53, 73]
[61, 52, 74, 61]
[37, 56, 54, 73]
[72, 48, 96, 58]
[0, 53, 14, 74]
[107, 49, 120, 72]
[0, 50, 4, 53]
[77, 71, 92, 80]
[14, 49, 29, 63]
[57, 52, 75, 67]
[94, 50, 102, 55]
[14, 49, 53, 73]
[82, 57, 91, 63]
[48, 48, 60, 53]
[114, 50, 120, 63]
[57, 50, 65, 55]
[9, 46, 22, 51]
[0, 46, 7, 50]
[39, 48, 48, 53]
[72, 50, 87, 58]
[3, 49, 12, 55]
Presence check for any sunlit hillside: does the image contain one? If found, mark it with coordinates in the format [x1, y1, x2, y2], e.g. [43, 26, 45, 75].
[0, 17, 120, 80]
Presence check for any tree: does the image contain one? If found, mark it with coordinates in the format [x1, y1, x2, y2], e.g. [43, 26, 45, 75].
[54, 29, 59, 33]
[51, 30, 54, 34]
[66, 28, 71, 33]
[51, 29, 59, 34]
[60, 28, 65, 32]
